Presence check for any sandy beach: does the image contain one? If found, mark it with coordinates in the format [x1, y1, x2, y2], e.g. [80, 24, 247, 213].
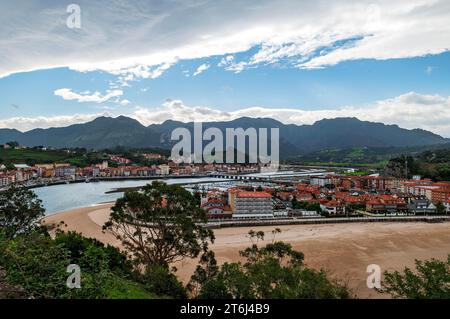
[42, 205, 450, 298]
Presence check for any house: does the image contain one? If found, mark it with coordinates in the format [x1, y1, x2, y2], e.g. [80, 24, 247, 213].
[277, 192, 293, 201]
[143, 153, 163, 160]
[366, 195, 407, 214]
[204, 205, 233, 219]
[109, 155, 132, 165]
[407, 199, 437, 215]
[158, 164, 170, 175]
[294, 191, 314, 201]
[320, 200, 345, 215]
[55, 166, 76, 179]
[445, 199, 450, 213]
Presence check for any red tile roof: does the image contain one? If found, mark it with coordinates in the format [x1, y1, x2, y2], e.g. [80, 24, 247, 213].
[237, 191, 272, 198]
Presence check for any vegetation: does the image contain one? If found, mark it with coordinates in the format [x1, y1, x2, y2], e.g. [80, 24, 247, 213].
[188, 231, 350, 299]
[0, 186, 162, 299]
[293, 144, 450, 166]
[0, 145, 173, 168]
[0, 148, 85, 167]
[0, 185, 45, 239]
[291, 197, 322, 213]
[345, 202, 366, 214]
[379, 255, 450, 299]
[2, 184, 449, 300]
[386, 152, 450, 181]
[293, 146, 411, 166]
[103, 181, 214, 269]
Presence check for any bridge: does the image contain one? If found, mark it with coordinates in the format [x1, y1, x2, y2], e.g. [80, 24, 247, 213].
[209, 169, 332, 184]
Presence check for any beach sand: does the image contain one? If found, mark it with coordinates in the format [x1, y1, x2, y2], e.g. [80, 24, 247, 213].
[42, 205, 450, 298]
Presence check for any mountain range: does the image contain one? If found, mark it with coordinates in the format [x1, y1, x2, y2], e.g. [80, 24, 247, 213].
[0, 116, 448, 157]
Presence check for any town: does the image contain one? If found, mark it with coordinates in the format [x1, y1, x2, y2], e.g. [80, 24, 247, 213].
[1, 143, 450, 220]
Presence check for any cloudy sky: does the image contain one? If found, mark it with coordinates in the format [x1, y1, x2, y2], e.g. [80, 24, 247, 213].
[1, 0, 450, 135]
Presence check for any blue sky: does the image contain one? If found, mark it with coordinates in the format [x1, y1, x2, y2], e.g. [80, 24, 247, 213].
[1, 50, 450, 117]
[1, 1, 450, 136]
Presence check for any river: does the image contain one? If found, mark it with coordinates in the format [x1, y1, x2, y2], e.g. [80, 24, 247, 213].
[33, 177, 225, 215]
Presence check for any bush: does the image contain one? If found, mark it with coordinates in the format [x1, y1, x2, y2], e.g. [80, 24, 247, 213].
[379, 255, 450, 299]
[54, 231, 132, 275]
[190, 240, 350, 299]
[140, 264, 187, 299]
[0, 232, 107, 298]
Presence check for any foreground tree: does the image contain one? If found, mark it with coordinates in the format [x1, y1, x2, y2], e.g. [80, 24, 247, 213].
[0, 185, 45, 239]
[379, 255, 450, 299]
[189, 236, 350, 299]
[103, 181, 214, 270]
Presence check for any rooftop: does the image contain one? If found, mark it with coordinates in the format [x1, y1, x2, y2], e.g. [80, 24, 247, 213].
[237, 191, 272, 199]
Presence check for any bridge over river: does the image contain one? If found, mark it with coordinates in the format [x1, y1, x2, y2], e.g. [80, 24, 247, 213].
[209, 169, 333, 184]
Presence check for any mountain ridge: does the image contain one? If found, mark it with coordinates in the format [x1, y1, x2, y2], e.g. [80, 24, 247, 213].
[0, 116, 448, 156]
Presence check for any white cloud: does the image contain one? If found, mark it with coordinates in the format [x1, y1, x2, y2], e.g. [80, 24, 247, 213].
[1, 0, 450, 77]
[0, 113, 108, 132]
[54, 88, 123, 103]
[119, 99, 131, 106]
[193, 63, 210, 76]
[218, 56, 248, 73]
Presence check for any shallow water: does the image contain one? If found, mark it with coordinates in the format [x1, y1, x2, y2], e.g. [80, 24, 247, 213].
[33, 177, 224, 215]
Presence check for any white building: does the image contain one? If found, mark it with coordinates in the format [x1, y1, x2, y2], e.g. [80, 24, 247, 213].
[232, 191, 274, 219]
[158, 164, 170, 176]
[310, 176, 332, 187]
[13, 164, 30, 170]
[445, 200, 450, 213]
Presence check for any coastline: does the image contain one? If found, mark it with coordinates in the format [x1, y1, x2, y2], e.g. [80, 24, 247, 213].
[42, 205, 450, 299]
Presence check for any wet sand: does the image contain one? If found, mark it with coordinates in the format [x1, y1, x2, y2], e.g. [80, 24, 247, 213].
[42, 205, 450, 298]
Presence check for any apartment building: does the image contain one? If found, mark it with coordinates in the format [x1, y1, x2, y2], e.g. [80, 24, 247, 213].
[310, 176, 332, 187]
[232, 191, 274, 219]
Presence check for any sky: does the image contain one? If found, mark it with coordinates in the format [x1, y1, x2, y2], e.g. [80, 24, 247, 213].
[1, 0, 450, 136]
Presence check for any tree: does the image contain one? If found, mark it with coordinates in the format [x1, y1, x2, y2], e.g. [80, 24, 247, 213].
[189, 235, 350, 299]
[6, 141, 19, 148]
[436, 202, 446, 215]
[346, 203, 366, 214]
[103, 181, 214, 270]
[193, 191, 201, 206]
[379, 255, 450, 299]
[5, 163, 15, 171]
[0, 185, 45, 239]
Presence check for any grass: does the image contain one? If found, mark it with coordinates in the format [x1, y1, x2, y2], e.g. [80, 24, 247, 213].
[0, 148, 85, 165]
[344, 170, 370, 176]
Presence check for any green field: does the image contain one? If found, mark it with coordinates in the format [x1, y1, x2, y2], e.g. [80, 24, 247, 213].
[0, 148, 86, 166]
